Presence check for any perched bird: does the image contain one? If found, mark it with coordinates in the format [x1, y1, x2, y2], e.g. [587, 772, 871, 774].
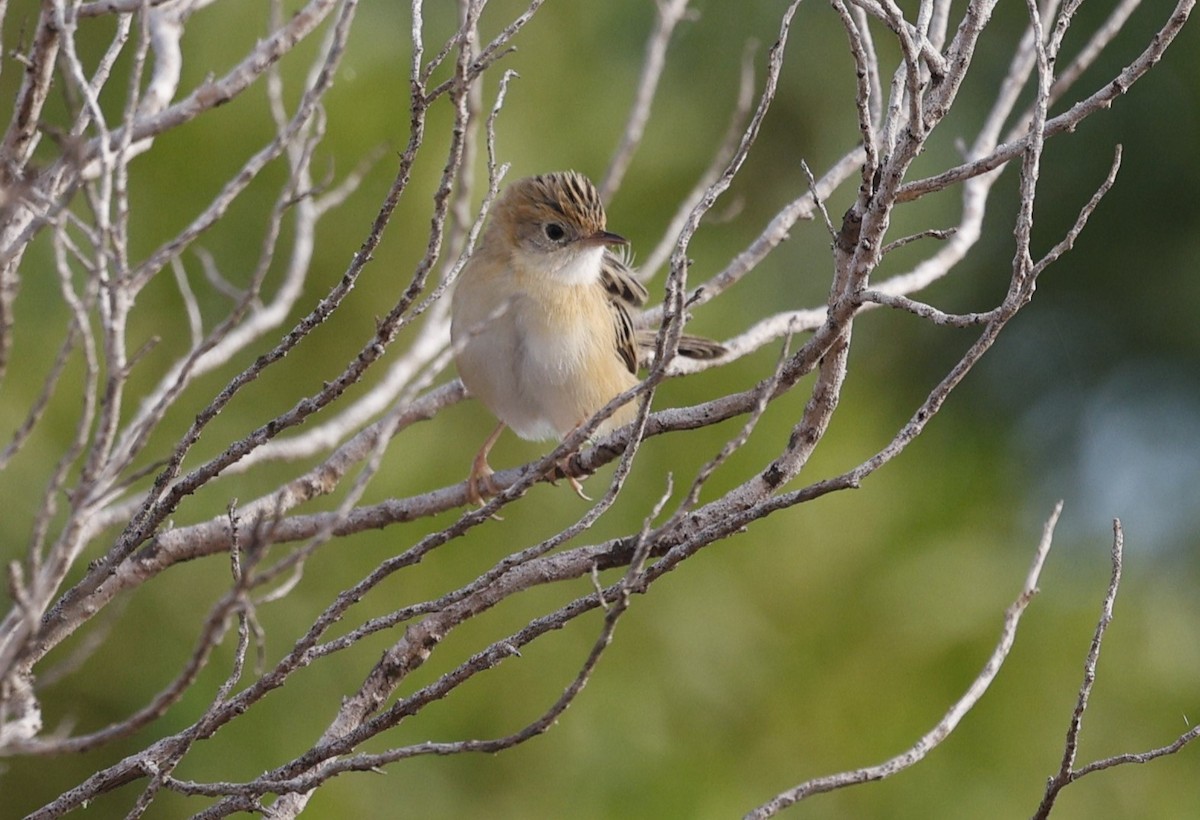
[451, 171, 724, 504]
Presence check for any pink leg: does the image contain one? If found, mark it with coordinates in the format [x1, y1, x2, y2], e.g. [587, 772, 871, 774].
[468, 421, 506, 505]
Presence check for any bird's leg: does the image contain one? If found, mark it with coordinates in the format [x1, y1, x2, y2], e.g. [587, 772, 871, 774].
[468, 421, 506, 506]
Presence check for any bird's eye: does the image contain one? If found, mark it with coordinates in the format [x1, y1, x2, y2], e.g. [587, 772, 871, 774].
[543, 222, 566, 242]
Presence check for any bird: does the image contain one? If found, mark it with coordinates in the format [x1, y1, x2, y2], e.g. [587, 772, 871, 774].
[450, 171, 724, 504]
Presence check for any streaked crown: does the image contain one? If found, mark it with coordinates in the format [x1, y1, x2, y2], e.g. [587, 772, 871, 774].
[488, 171, 626, 256]
[509, 171, 608, 233]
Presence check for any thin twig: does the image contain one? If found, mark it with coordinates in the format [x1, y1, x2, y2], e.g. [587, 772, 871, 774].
[1031, 518, 1125, 819]
[745, 502, 1063, 818]
[599, 0, 693, 201]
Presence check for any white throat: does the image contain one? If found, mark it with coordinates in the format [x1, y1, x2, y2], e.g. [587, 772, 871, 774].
[551, 245, 605, 286]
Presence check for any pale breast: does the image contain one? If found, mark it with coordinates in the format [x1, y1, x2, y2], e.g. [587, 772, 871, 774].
[512, 281, 639, 439]
[452, 246, 640, 442]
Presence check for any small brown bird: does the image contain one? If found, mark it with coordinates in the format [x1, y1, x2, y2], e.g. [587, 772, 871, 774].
[451, 171, 723, 503]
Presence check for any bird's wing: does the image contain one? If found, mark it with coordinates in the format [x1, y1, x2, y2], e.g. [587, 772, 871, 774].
[599, 251, 645, 375]
[611, 297, 639, 375]
[601, 251, 726, 369]
[599, 252, 649, 308]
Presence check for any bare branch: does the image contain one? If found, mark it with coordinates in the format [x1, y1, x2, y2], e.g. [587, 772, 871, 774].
[899, 0, 1193, 203]
[1031, 518, 1126, 819]
[1, 0, 1192, 815]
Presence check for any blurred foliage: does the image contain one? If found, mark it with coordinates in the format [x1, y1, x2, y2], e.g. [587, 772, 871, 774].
[2, 1, 1198, 818]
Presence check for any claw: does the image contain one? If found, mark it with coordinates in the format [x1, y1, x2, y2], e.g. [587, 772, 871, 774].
[566, 473, 592, 501]
[549, 456, 591, 501]
[552, 422, 595, 501]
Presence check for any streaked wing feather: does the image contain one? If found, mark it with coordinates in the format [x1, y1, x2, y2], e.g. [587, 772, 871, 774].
[600, 252, 648, 307]
[611, 299, 639, 375]
[599, 251, 724, 371]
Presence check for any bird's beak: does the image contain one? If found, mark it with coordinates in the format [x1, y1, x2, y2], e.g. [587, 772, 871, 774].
[587, 230, 628, 247]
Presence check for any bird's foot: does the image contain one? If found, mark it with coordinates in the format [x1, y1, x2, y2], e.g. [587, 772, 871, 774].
[467, 454, 502, 516]
[549, 457, 592, 501]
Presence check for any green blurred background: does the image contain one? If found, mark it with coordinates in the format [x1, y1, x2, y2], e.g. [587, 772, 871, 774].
[2, 1, 1198, 817]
